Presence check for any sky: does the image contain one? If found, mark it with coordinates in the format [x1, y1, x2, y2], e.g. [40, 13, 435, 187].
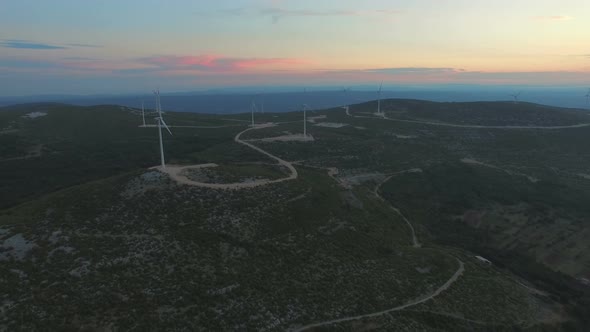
[0, 0, 589, 96]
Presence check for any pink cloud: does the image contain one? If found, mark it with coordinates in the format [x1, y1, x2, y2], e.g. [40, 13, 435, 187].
[533, 15, 573, 21]
[146, 55, 219, 67]
[140, 54, 309, 72]
[231, 57, 307, 69]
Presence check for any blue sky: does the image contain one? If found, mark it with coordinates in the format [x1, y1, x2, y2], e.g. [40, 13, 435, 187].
[1, 0, 589, 96]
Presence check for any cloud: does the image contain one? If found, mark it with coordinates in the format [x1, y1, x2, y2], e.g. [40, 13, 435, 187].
[214, 6, 401, 23]
[0, 58, 60, 69]
[3, 54, 588, 88]
[365, 68, 463, 74]
[0, 54, 308, 77]
[0, 39, 67, 50]
[65, 43, 102, 48]
[533, 15, 573, 21]
[137, 55, 308, 72]
[61, 56, 98, 61]
[261, 8, 358, 19]
[0, 39, 103, 50]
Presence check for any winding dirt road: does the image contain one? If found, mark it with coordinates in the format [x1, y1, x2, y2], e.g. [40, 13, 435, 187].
[289, 258, 465, 332]
[286, 169, 470, 332]
[157, 116, 471, 331]
[374, 169, 423, 248]
[346, 109, 590, 130]
[160, 125, 298, 189]
[381, 116, 590, 130]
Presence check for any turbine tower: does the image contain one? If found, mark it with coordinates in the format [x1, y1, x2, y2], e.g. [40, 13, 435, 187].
[585, 88, 590, 107]
[250, 99, 258, 127]
[153, 89, 172, 169]
[342, 87, 351, 115]
[510, 91, 522, 104]
[377, 81, 383, 116]
[302, 103, 309, 137]
[141, 100, 146, 127]
[342, 105, 350, 116]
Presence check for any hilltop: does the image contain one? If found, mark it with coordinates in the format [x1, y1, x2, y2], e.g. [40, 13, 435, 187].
[1, 99, 589, 330]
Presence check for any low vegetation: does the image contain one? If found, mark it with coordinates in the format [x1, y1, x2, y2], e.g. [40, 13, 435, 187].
[1, 99, 589, 330]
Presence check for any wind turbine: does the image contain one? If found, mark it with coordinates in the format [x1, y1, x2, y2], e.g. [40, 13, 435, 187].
[153, 89, 172, 169]
[342, 87, 351, 115]
[259, 92, 265, 113]
[250, 99, 259, 127]
[302, 103, 310, 137]
[510, 91, 522, 104]
[342, 105, 350, 116]
[584, 88, 590, 107]
[341, 87, 351, 99]
[377, 82, 383, 116]
[141, 100, 146, 127]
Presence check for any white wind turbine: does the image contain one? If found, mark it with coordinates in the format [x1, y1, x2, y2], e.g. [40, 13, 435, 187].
[342, 87, 351, 116]
[140, 100, 146, 127]
[377, 81, 383, 116]
[250, 99, 259, 127]
[584, 88, 590, 107]
[302, 103, 310, 137]
[153, 89, 173, 169]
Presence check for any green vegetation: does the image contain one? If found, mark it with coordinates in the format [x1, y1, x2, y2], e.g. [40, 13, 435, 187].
[184, 163, 290, 183]
[2, 99, 590, 330]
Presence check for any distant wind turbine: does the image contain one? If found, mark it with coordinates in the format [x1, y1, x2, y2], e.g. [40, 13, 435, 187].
[250, 99, 258, 127]
[302, 103, 310, 137]
[153, 89, 173, 169]
[259, 90, 267, 113]
[141, 100, 146, 127]
[510, 91, 522, 104]
[342, 87, 351, 115]
[377, 82, 383, 116]
[585, 88, 590, 107]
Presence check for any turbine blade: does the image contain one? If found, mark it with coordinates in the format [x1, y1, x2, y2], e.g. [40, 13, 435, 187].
[160, 118, 173, 135]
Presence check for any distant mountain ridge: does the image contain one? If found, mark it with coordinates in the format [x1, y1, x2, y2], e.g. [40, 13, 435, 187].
[2, 88, 590, 113]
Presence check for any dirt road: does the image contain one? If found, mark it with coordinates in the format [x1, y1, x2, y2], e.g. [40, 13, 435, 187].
[289, 258, 465, 331]
[374, 169, 423, 248]
[380, 115, 590, 130]
[160, 125, 298, 189]
[347, 110, 590, 130]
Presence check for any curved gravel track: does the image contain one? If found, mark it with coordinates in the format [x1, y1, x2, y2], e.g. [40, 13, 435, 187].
[160, 125, 298, 189]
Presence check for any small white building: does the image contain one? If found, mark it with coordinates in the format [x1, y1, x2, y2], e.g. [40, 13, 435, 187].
[475, 255, 492, 265]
